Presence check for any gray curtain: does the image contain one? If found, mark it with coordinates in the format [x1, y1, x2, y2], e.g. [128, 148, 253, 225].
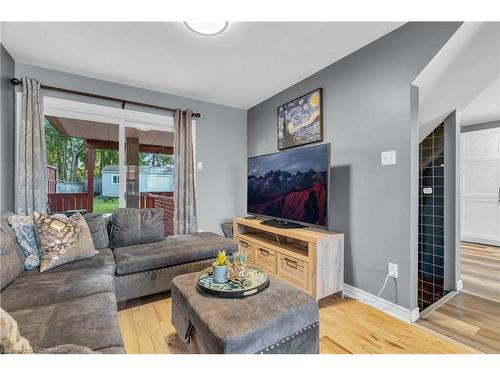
[15, 78, 47, 215]
[173, 109, 198, 234]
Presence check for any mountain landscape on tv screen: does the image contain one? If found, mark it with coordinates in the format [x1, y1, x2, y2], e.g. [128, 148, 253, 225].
[247, 168, 327, 225]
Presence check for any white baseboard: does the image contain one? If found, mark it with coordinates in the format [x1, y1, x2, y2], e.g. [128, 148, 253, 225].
[456, 280, 463, 291]
[343, 284, 419, 323]
[462, 236, 500, 247]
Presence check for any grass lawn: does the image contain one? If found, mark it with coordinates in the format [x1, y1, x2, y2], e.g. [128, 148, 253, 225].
[93, 197, 119, 214]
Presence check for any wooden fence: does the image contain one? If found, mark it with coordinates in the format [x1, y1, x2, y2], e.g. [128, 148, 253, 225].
[140, 192, 174, 235]
[48, 193, 91, 214]
[55, 178, 102, 194]
[46, 166, 57, 194]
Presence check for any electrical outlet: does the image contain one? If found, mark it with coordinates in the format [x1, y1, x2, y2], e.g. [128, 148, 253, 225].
[388, 262, 398, 278]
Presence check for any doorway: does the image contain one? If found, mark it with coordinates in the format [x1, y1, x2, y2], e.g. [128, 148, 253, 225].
[460, 127, 500, 303]
[461, 127, 500, 246]
[416, 83, 500, 353]
[16, 93, 189, 228]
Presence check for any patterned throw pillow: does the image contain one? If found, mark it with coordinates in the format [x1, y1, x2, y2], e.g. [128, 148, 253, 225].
[7, 214, 67, 270]
[7, 215, 42, 270]
[33, 211, 98, 272]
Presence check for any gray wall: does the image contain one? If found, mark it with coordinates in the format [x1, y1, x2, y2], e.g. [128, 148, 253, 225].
[0, 44, 15, 211]
[462, 119, 500, 133]
[15, 63, 247, 234]
[247, 22, 461, 309]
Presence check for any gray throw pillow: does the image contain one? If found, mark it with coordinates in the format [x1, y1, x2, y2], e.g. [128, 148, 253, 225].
[0, 215, 25, 291]
[34, 211, 98, 272]
[84, 213, 110, 249]
[110, 208, 165, 248]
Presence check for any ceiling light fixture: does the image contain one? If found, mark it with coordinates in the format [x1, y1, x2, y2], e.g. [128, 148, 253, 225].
[184, 22, 229, 36]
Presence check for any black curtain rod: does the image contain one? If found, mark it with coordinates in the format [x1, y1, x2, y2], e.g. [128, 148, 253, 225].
[10, 78, 201, 118]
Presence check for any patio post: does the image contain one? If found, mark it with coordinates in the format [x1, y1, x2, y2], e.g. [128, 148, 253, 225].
[87, 147, 94, 213]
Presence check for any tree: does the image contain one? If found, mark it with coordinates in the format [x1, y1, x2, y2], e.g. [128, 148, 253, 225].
[68, 138, 85, 182]
[45, 119, 68, 180]
[139, 153, 173, 167]
[44, 118, 86, 183]
[93, 149, 118, 177]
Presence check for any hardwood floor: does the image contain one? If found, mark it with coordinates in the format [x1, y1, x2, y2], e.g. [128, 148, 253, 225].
[460, 242, 500, 303]
[417, 292, 500, 353]
[117, 293, 471, 354]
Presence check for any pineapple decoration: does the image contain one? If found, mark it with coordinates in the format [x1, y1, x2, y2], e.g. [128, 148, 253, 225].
[228, 251, 249, 284]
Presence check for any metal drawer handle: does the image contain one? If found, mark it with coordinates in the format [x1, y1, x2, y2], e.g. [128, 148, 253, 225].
[258, 248, 270, 256]
[284, 257, 298, 269]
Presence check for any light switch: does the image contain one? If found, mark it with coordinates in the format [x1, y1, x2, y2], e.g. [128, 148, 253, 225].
[197, 161, 203, 170]
[381, 150, 396, 166]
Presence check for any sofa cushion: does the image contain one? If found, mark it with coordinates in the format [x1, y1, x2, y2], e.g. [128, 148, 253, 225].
[0, 213, 25, 291]
[32, 247, 116, 275]
[7, 292, 124, 352]
[0, 248, 115, 312]
[113, 232, 237, 276]
[34, 212, 98, 272]
[110, 208, 165, 248]
[84, 213, 110, 249]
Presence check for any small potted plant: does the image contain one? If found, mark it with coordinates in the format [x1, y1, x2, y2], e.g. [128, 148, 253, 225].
[213, 250, 230, 283]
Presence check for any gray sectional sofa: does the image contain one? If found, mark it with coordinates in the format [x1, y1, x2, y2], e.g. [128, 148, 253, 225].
[0, 208, 236, 353]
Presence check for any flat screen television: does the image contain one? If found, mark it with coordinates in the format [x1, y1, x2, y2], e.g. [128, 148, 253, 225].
[247, 143, 330, 228]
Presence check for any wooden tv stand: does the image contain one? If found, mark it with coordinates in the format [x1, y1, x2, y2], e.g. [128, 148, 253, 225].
[233, 217, 344, 300]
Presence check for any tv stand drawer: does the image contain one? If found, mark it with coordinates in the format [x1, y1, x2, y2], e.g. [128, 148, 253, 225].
[254, 246, 277, 274]
[237, 237, 254, 263]
[278, 255, 309, 291]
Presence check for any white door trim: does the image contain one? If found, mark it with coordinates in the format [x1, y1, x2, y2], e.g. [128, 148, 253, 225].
[43, 95, 174, 129]
[16, 92, 175, 133]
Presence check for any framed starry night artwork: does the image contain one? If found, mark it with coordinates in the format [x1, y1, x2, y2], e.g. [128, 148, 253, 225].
[277, 88, 323, 150]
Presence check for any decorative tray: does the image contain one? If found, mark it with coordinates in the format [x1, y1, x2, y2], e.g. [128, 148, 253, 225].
[196, 266, 269, 298]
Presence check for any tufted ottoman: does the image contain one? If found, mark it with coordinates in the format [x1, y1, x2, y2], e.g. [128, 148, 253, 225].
[170, 272, 319, 354]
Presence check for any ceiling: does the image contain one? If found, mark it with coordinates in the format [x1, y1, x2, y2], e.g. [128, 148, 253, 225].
[461, 77, 500, 126]
[1, 22, 403, 109]
[413, 22, 500, 139]
[47, 116, 118, 142]
[46, 116, 173, 146]
[125, 127, 172, 147]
